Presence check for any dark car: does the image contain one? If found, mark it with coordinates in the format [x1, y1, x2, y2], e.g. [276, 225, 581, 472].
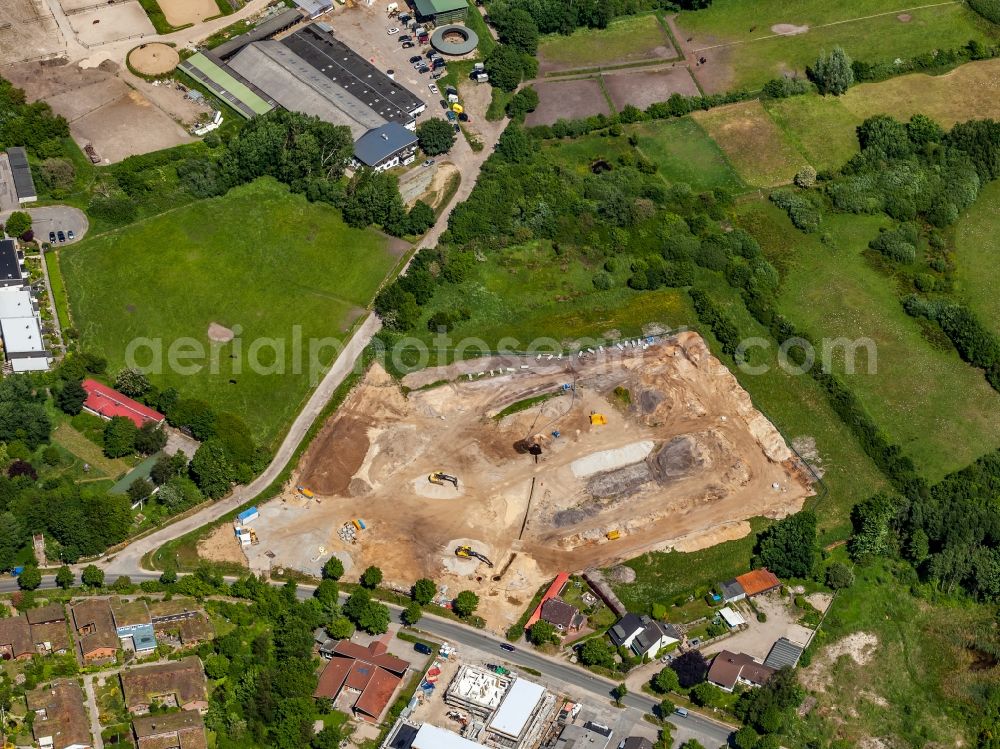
[413, 643, 432, 655]
[409, 55, 423, 63]
[417, 64, 429, 74]
[426, 50, 439, 59]
[500, 643, 515, 652]
[399, 12, 411, 22]
[402, 41, 415, 48]
[57, 230, 66, 243]
[430, 70, 445, 80]
[48, 231, 56, 243]
[458, 112, 469, 122]
[418, 34, 429, 43]
[399, 34, 412, 42]
[432, 58, 445, 69]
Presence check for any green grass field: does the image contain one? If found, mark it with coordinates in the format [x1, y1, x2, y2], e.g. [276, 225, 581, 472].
[763, 94, 861, 172]
[544, 117, 744, 192]
[678, 0, 998, 92]
[738, 200, 1000, 482]
[693, 100, 807, 187]
[61, 178, 400, 448]
[954, 179, 1000, 339]
[44, 250, 71, 335]
[537, 14, 675, 70]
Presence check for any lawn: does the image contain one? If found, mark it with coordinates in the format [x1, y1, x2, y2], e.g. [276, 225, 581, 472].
[43, 250, 72, 336]
[692, 100, 808, 187]
[763, 94, 861, 173]
[61, 178, 401, 448]
[954, 179, 1000, 339]
[677, 0, 998, 92]
[789, 556, 995, 748]
[738, 200, 1000, 482]
[537, 13, 676, 71]
[51, 422, 131, 480]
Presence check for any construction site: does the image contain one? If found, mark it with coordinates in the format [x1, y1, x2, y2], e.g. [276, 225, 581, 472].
[216, 332, 813, 629]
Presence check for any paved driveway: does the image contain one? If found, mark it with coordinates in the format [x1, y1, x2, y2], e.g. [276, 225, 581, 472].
[1, 205, 90, 244]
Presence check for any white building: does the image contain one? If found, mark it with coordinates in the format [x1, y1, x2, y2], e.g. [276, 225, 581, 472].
[486, 678, 551, 748]
[0, 287, 50, 372]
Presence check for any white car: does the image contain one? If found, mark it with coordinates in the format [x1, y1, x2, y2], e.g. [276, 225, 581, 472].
[387, 27, 400, 34]
[428, 83, 439, 94]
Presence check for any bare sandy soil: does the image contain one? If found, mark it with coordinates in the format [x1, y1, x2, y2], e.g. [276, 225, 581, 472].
[128, 43, 179, 75]
[602, 66, 700, 111]
[248, 332, 813, 629]
[704, 592, 814, 661]
[67, 2, 155, 46]
[800, 632, 879, 693]
[160, 0, 220, 26]
[198, 523, 247, 566]
[0, 0, 63, 66]
[524, 78, 611, 127]
[3, 60, 195, 162]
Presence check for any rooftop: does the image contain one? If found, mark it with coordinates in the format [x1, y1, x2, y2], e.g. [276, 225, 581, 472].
[527, 572, 570, 629]
[121, 656, 208, 709]
[0, 615, 33, 658]
[609, 613, 645, 645]
[82, 379, 165, 428]
[112, 597, 153, 628]
[31, 621, 71, 653]
[718, 606, 746, 628]
[735, 569, 782, 597]
[354, 122, 418, 167]
[488, 678, 546, 739]
[133, 710, 208, 749]
[6, 147, 36, 201]
[354, 666, 402, 720]
[332, 639, 410, 674]
[0, 239, 23, 283]
[0, 287, 34, 318]
[212, 7, 302, 59]
[412, 723, 487, 749]
[412, 0, 468, 15]
[719, 579, 745, 599]
[70, 598, 119, 657]
[27, 680, 92, 749]
[25, 603, 66, 625]
[0, 314, 45, 355]
[764, 637, 805, 670]
[446, 665, 511, 710]
[707, 650, 776, 691]
[554, 722, 613, 749]
[178, 52, 276, 118]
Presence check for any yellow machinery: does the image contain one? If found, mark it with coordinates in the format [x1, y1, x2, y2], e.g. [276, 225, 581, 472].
[606, 530, 621, 540]
[429, 471, 459, 488]
[297, 486, 315, 499]
[455, 545, 494, 567]
[590, 412, 607, 425]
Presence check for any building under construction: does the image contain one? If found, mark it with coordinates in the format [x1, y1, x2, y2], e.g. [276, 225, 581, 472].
[445, 665, 510, 720]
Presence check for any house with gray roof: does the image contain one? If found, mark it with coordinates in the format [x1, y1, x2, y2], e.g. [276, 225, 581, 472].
[353, 122, 418, 172]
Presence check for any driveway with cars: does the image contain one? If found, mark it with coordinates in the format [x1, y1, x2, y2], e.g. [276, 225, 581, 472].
[1, 205, 89, 245]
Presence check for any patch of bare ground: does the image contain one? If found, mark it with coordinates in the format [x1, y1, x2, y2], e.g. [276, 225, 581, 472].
[800, 632, 879, 692]
[197, 523, 248, 567]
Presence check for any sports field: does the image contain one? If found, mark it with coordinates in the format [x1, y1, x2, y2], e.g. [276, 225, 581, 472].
[61, 178, 400, 448]
[537, 13, 677, 72]
[739, 200, 1000, 482]
[677, 0, 998, 92]
[692, 100, 807, 187]
[955, 179, 1000, 340]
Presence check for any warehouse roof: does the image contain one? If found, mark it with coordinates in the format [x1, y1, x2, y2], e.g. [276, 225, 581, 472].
[735, 569, 781, 597]
[6, 147, 36, 201]
[488, 678, 545, 739]
[228, 41, 385, 139]
[413, 723, 487, 749]
[280, 25, 424, 122]
[354, 122, 418, 166]
[27, 680, 92, 749]
[413, 0, 468, 16]
[764, 637, 804, 670]
[211, 7, 302, 59]
[178, 52, 276, 118]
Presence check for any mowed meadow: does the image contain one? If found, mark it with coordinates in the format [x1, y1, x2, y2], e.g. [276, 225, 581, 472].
[61, 178, 401, 447]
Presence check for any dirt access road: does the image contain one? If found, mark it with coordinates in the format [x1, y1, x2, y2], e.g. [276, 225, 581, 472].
[246, 332, 813, 629]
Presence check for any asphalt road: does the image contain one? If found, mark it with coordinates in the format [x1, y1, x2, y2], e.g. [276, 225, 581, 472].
[3, 573, 733, 748]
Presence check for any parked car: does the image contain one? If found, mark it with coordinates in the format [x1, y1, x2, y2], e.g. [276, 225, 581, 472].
[418, 33, 429, 43]
[387, 27, 399, 34]
[458, 112, 469, 122]
[426, 50, 439, 58]
[399, 12, 411, 22]
[446, 110, 457, 121]
[417, 64, 429, 73]
[67, 230, 75, 241]
[409, 55, 423, 63]
[428, 83, 439, 94]
[432, 58, 446, 69]
[453, 123, 460, 132]
[423, 159, 435, 167]
[48, 231, 56, 243]
[675, 708, 689, 718]
[402, 41, 415, 48]
[57, 230, 66, 243]
[500, 643, 515, 652]
[399, 34, 412, 42]
[413, 643, 432, 655]
[430, 70, 445, 80]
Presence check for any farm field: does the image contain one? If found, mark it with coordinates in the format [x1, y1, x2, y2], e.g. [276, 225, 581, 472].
[738, 200, 1000, 482]
[677, 0, 998, 92]
[763, 95, 861, 173]
[61, 178, 401, 448]
[692, 100, 807, 188]
[954, 179, 1000, 339]
[536, 13, 677, 73]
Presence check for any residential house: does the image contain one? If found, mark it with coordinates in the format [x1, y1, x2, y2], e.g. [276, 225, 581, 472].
[539, 598, 583, 633]
[718, 579, 746, 604]
[70, 598, 119, 663]
[132, 710, 208, 749]
[706, 651, 776, 693]
[121, 656, 209, 715]
[629, 619, 680, 660]
[81, 379, 165, 429]
[27, 680, 92, 749]
[111, 597, 157, 655]
[0, 615, 34, 660]
[314, 640, 410, 723]
[353, 122, 418, 172]
[735, 569, 781, 598]
[607, 613, 646, 650]
[27, 604, 67, 625]
[27, 604, 70, 655]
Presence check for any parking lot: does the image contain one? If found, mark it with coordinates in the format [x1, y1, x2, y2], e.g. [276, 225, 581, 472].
[0, 206, 90, 246]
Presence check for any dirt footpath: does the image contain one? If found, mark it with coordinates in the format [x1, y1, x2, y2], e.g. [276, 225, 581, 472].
[250, 332, 814, 630]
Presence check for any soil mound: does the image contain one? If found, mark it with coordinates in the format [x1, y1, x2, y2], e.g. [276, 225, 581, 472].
[588, 462, 654, 498]
[771, 23, 809, 35]
[606, 565, 636, 583]
[652, 435, 705, 479]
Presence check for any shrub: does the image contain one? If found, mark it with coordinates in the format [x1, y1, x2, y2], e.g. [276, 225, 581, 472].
[769, 189, 821, 233]
[970, 0, 1000, 23]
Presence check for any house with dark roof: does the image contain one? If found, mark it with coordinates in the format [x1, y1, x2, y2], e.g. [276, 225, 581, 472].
[629, 620, 680, 660]
[121, 656, 208, 715]
[554, 721, 613, 749]
[620, 738, 655, 749]
[211, 7, 302, 59]
[70, 598, 119, 664]
[707, 650, 776, 692]
[314, 640, 410, 723]
[353, 122, 418, 172]
[6, 147, 37, 204]
[0, 239, 25, 288]
[718, 579, 746, 603]
[608, 613, 646, 649]
[539, 597, 583, 633]
[132, 709, 208, 749]
[27, 603, 67, 625]
[27, 680, 93, 749]
[0, 615, 34, 660]
[82, 379, 165, 429]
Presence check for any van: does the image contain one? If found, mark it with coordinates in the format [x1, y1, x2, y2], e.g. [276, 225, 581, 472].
[414, 643, 433, 655]
[674, 707, 689, 718]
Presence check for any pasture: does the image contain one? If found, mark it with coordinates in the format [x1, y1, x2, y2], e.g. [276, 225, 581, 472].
[763, 95, 861, 173]
[954, 179, 1000, 339]
[677, 0, 997, 92]
[692, 100, 807, 187]
[536, 13, 677, 73]
[61, 178, 400, 448]
[738, 200, 1000, 482]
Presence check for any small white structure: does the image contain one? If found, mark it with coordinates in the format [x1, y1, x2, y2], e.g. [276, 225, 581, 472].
[487, 678, 548, 746]
[718, 606, 746, 629]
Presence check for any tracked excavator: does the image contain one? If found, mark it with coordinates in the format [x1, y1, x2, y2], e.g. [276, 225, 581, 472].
[429, 471, 459, 488]
[455, 545, 494, 567]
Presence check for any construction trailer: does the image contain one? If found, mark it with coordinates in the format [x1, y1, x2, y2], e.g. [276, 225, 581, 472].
[236, 507, 259, 526]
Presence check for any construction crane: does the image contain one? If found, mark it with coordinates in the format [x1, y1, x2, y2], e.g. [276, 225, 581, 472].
[455, 545, 494, 567]
[429, 471, 459, 488]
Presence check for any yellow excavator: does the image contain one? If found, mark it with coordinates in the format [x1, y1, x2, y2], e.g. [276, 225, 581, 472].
[429, 471, 459, 488]
[455, 545, 494, 567]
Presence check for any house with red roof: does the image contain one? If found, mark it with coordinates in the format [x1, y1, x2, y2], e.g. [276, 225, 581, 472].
[314, 640, 410, 724]
[81, 380, 165, 429]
